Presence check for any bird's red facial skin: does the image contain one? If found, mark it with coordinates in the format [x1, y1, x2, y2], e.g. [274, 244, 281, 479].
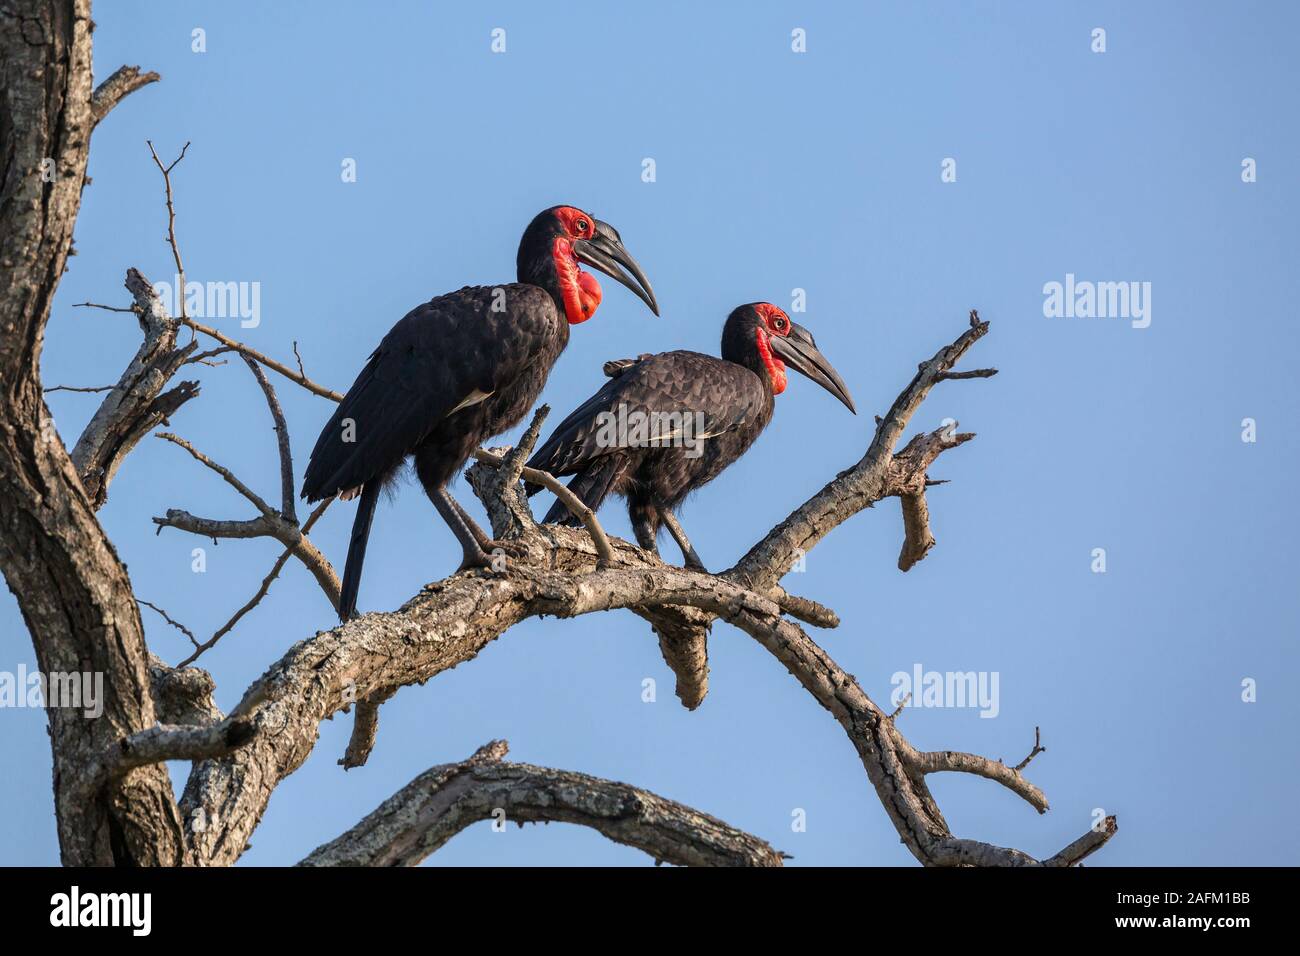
[755, 327, 788, 395]
[753, 303, 790, 394]
[550, 207, 602, 323]
[753, 303, 791, 336]
[553, 206, 595, 239]
[552, 236, 602, 324]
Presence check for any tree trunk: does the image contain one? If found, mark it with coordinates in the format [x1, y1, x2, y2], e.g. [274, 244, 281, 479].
[0, 0, 184, 866]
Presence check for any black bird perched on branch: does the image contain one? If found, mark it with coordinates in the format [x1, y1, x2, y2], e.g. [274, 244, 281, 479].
[527, 302, 854, 570]
[302, 205, 658, 620]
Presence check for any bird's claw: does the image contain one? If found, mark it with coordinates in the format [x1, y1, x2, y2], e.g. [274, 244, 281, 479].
[456, 539, 528, 574]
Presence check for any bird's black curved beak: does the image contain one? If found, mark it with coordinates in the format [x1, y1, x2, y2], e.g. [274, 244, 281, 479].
[770, 323, 856, 413]
[573, 219, 659, 316]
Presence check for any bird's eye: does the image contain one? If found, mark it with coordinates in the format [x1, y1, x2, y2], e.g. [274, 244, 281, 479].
[772, 316, 788, 331]
[576, 219, 589, 233]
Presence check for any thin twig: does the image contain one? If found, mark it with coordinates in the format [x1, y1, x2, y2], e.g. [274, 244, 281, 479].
[44, 384, 114, 394]
[138, 599, 199, 649]
[155, 432, 275, 517]
[889, 693, 911, 721]
[181, 317, 344, 401]
[243, 357, 297, 522]
[146, 140, 190, 321]
[72, 301, 137, 314]
[1011, 726, 1046, 773]
[74, 299, 342, 404]
[185, 346, 236, 366]
[177, 500, 333, 667]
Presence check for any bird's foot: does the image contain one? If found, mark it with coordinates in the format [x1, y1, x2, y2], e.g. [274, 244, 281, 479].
[456, 538, 528, 574]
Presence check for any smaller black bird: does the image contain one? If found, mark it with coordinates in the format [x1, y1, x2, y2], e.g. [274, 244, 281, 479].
[527, 303, 855, 570]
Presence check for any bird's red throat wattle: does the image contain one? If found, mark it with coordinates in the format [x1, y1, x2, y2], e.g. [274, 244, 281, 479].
[755, 327, 788, 395]
[552, 237, 602, 324]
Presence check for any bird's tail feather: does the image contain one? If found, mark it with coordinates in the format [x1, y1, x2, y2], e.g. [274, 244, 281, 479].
[542, 458, 622, 526]
[338, 482, 380, 621]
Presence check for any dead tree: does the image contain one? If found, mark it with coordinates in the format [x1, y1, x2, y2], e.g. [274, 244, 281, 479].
[0, 0, 1116, 867]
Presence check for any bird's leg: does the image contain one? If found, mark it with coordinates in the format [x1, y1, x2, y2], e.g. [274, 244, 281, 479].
[453, 494, 529, 561]
[433, 488, 495, 570]
[436, 488, 526, 571]
[660, 510, 707, 572]
[448, 494, 493, 551]
[629, 498, 661, 558]
[632, 518, 660, 557]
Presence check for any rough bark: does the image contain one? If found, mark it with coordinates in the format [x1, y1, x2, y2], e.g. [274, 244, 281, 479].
[302, 741, 785, 867]
[0, 0, 189, 866]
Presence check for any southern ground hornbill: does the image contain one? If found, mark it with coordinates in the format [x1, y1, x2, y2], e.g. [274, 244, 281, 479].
[526, 303, 855, 570]
[301, 205, 658, 620]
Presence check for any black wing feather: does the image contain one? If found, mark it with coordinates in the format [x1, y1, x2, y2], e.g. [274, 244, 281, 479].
[302, 284, 557, 500]
[527, 351, 766, 478]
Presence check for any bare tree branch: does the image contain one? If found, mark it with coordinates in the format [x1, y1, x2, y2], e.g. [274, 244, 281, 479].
[155, 431, 277, 517]
[243, 357, 297, 521]
[90, 64, 159, 126]
[72, 300, 137, 313]
[73, 716, 259, 811]
[180, 315, 344, 401]
[339, 685, 399, 771]
[107, 718, 257, 777]
[185, 345, 236, 366]
[767, 584, 839, 628]
[150, 407, 340, 620]
[69, 268, 200, 508]
[138, 598, 199, 649]
[1013, 726, 1047, 773]
[901, 746, 1049, 814]
[727, 310, 994, 595]
[890, 423, 975, 570]
[146, 140, 190, 320]
[182, 499, 333, 667]
[301, 740, 786, 867]
[938, 368, 998, 382]
[177, 507, 1105, 867]
[45, 383, 114, 393]
[1042, 816, 1118, 867]
[152, 500, 341, 643]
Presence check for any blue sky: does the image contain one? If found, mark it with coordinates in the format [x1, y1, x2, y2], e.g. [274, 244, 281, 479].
[2, 0, 1297, 865]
